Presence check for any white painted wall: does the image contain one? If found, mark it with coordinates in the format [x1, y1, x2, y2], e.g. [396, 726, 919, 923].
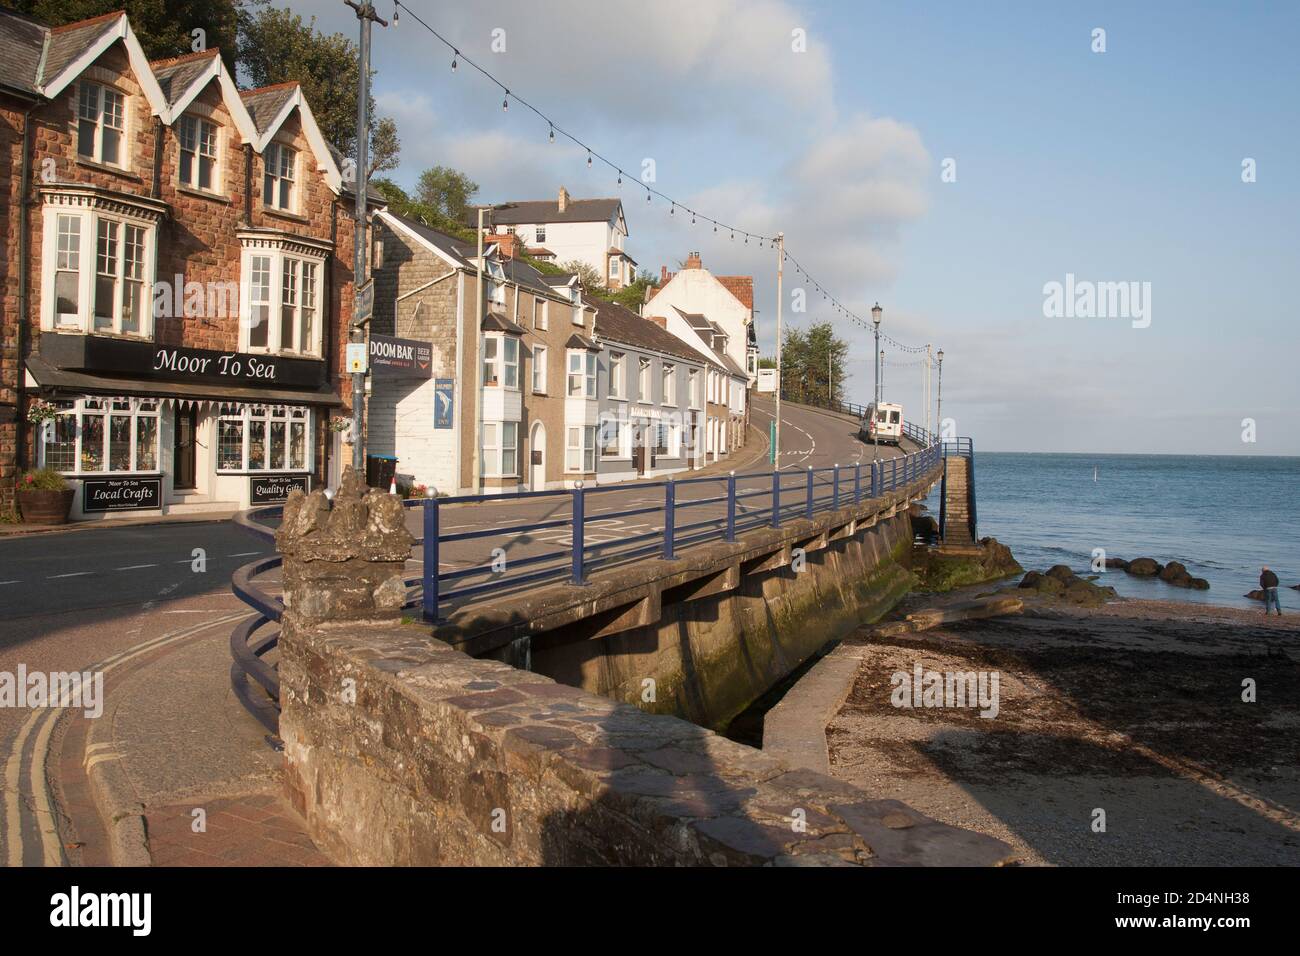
[645, 268, 751, 377]
[495, 219, 621, 283]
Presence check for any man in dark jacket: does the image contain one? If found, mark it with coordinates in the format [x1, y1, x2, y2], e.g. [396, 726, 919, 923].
[1260, 566, 1282, 615]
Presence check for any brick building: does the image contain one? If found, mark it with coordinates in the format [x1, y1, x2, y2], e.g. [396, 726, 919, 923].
[0, 9, 364, 519]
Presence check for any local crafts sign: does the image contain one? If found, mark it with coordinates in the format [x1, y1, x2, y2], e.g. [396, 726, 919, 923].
[249, 474, 310, 504]
[81, 477, 161, 513]
[369, 334, 432, 378]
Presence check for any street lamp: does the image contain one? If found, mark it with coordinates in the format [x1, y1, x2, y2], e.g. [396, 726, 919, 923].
[935, 348, 944, 441]
[871, 303, 882, 461]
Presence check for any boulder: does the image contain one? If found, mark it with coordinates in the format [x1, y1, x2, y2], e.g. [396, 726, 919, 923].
[1245, 590, 1265, 601]
[911, 514, 939, 540]
[1018, 571, 1044, 589]
[1187, 577, 1210, 590]
[1045, 564, 1077, 583]
[1104, 557, 1130, 570]
[1127, 558, 1163, 577]
[1292, 584, 1300, 591]
[1158, 561, 1190, 583]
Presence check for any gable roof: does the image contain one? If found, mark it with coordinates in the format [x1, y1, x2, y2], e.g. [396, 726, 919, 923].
[486, 197, 623, 226]
[0, 8, 340, 192]
[592, 301, 719, 370]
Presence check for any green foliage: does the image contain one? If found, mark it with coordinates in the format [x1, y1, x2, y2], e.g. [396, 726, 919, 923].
[558, 259, 605, 295]
[372, 178, 476, 243]
[757, 356, 777, 369]
[778, 321, 849, 406]
[236, 3, 398, 169]
[416, 167, 479, 223]
[5, 0, 242, 72]
[20, 468, 69, 492]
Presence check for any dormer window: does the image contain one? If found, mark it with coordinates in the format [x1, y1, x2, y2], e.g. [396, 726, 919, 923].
[263, 143, 296, 211]
[178, 115, 218, 191]
[77, 82, 125, 167]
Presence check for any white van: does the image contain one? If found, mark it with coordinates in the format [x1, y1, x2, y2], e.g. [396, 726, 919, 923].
[860, 402, 903, 445]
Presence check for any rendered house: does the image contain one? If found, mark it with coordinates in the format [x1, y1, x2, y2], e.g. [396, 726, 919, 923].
[645, 252, 759, 387]
[0, 8, 362, 519]
[590, 301, 720, 482]
[481, 187, 636, 290]
[369, 210, 603, 494]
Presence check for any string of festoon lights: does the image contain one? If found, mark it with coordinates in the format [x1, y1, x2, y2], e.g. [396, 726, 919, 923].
[390, 0, 934, 351]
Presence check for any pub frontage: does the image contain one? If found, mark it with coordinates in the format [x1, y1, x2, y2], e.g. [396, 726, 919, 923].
[26, 334, 341, 520]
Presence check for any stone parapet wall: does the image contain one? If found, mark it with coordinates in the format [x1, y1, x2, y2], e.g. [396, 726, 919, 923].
[278, 618, 1015, 867]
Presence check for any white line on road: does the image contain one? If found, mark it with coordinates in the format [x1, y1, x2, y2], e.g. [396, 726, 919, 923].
[47, 572, 92, 579]
[0, 580, 19, 586]
[227, 552, 262, 557]
[115, 564, 156, 570]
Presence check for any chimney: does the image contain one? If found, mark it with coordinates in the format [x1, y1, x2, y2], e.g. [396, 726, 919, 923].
[685, 251, 702, 270]
[557, 186, 569, 213]
[660, 265, 670, 285]
[646, 315, 668, 329]
[490, 230, 520, 259]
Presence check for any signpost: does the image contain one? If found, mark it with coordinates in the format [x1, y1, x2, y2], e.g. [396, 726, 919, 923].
[369, 334, 432, 378]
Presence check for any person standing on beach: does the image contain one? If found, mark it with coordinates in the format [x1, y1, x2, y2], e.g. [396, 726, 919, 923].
[1260, 566, 1282, 615]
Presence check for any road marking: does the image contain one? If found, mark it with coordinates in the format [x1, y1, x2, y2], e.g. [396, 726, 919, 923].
[0, 580, 20, 586]
[48, 572, 92, 579]
[115, 564, 156, 570]
[4, 709, 44, 866]
[227, 551, 262, 557]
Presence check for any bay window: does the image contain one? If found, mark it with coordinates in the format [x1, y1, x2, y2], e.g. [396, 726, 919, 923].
[241, 246, 324, 356]
[217, 404, 310, 472]
[178, 114, 218, 191]
[263, 143, 296, 211]
[567, 351, 597, 397]
[566, 425, 596, 473]
[41, 199, 159, 336]
[482, 335, 519, 388]
[481, 422, 519, 477]
[40, 398, 160, 474]
[77, 82, 125, 167]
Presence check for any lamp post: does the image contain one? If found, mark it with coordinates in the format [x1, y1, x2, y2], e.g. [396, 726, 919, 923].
[936, 348, 944, 440]
[871, 303, 882, 461]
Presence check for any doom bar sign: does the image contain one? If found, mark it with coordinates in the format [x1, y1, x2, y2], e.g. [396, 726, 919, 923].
[369, 334, 432, 378]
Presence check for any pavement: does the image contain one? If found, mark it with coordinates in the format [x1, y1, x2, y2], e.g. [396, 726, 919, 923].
[1, 396, 900, 867]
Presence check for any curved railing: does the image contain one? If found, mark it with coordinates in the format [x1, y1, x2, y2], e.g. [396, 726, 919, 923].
[229, 509, 285, 735]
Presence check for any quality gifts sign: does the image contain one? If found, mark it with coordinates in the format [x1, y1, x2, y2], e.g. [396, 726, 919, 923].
[249, 474, 310, 504]
[82, 477, 162, 513]
[369, 334, 433, 379]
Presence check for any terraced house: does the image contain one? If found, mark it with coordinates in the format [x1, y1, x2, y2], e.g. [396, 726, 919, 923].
[0, 8, 363, 519]
[369, 209, 603, 494]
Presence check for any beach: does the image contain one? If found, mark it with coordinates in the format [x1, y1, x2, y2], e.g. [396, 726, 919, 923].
[826, 590, 1300, 866]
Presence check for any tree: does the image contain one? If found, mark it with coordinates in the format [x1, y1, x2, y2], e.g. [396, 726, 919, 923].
[778, 321, 848, 407]
[371, 177, 475, 243]
[416, 167, 480, 223]
[5, 0, 242, 72]
[558, 259, 605, 293]
[237, 4, 399, 171]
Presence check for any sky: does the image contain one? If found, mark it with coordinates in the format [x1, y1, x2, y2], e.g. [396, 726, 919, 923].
[295, 0, 1299, 455]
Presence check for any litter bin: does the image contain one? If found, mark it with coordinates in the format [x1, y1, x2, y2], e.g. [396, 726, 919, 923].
[366, 454, 398, 490]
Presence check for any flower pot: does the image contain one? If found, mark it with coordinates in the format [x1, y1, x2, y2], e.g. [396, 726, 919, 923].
[18, 488, 75, 525]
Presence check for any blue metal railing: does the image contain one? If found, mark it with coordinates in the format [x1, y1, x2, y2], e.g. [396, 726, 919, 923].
[784, 392, 937, 449]
[939, 438, 977, 542]
[414, 441, 943, 623]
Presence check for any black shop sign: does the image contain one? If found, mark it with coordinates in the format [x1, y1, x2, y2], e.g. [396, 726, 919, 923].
[40, 333, 326, 389]
[249, 474, 310, 504]
[82, 476, 162, 513]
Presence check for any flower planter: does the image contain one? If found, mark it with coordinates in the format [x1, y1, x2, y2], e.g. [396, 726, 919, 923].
[18, 488, 75, 525]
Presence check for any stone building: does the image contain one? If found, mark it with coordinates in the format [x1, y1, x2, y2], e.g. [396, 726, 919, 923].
[0, 8, 364, 518]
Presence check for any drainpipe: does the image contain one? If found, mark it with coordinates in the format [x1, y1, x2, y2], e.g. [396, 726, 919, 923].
[242, 144, 253, 223]
[14, 100, 37, 487]
[151, 116, 163, 199]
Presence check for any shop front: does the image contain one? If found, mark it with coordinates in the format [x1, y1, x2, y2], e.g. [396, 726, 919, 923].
[25, 333, 341, 520]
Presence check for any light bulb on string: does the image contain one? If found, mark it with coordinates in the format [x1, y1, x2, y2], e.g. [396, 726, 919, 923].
[502, 92, 509, 111]
[548, 125, 554, 143]
[451, 51, 458, 72]
[587, 151, 592, 168]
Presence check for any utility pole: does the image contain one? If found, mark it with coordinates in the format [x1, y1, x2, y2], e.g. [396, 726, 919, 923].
[870, 302, 882, 461]
[774, 231, 784, 467]
[471, 206, 488, 492]
[936, 348, 945, 438]
[345, 0, 386, 473]
[925, 344, 932, 435]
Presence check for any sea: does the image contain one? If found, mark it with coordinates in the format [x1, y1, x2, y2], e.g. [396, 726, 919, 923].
[924, 452, 1300, 611]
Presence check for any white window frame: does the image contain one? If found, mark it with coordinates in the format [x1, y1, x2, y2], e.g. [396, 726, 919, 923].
[535, 225, 546, 244]
[481, 421, 519, 478]
[608, 352, 625, 399]
[39, 397, 161, 475]
[567, 350, 597, 398]
[637, 358, 651, 402]
[608, 257, 619, 280]
[533, 298, 548, 330]
[599, 414, 626, 460]
[177, 113, 219, 192]
[688, 369, 700, 409]
[661, 363, 676, 406]
[216, 403, 312, 473]
[566, 424, 597, 473]
[76, 81, 126, 168]
[263, 142, 297, 212]
[482, 334, 519, 389]
[40, 204, 157, 337]
[532, 345, 548, 394]
[240, 247, 325, 356]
